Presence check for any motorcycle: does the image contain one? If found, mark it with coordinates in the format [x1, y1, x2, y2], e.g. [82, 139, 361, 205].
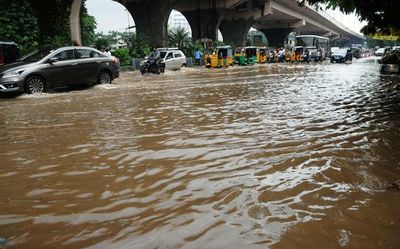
[140, 58, 165, 75]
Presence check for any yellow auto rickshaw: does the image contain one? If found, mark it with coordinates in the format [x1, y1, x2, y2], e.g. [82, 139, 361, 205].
[205, 45, 233, 68]
[286, 50, 296, 63]
[244, 46, 257, 64]
[234, 47, 247, 65]
[257, 47, 268, 63]
[293, 46, 304, 62]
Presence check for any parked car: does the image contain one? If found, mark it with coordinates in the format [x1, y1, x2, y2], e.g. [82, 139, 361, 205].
[350, 47, 361, 59]
[379, 50, 400, 74]
[374, 48, 386, 56]
[0, 42, 19, 66]
[374, 47, 391, 56]
[0, 46, 119, 94]
[392, 46, 400, 51]
[157, 48, 187, 70]
[330, 48, 352, 63]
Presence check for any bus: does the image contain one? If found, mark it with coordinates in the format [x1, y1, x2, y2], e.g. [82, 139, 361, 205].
[295, 35, 330, 59]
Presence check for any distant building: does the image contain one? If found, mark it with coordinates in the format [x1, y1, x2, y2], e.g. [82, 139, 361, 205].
[168, 10, 192, 36]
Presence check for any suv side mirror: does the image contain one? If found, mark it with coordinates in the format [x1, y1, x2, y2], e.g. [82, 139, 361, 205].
[49, 57, 59, 63]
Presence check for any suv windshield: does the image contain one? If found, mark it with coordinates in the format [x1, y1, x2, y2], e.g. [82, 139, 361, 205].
[17, 48, 53, 63]
[333, 49, 347, 56]
[159, 51, 167, 59]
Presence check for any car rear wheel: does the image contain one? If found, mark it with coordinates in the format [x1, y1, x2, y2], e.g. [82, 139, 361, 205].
[25, 76, 47, 94]
[98, 71, 112, 84]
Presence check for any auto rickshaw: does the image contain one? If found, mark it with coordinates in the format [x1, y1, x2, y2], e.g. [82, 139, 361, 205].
[234, 47, 247, 65]
[293, 46, 305, 62]
[257, 47, 268, 63]
[205, 45, 233, 68]
[244, 46, 257, 64]
[285, 50, 296, 63]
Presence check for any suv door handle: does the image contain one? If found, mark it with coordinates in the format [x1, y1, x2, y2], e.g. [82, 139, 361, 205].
[71, 62, 78, 66]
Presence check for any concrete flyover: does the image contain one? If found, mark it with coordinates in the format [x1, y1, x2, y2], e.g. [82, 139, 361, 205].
[70, 0, 365, 47]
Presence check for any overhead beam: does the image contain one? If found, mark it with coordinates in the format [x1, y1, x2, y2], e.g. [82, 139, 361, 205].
[254, 19, 305, 29]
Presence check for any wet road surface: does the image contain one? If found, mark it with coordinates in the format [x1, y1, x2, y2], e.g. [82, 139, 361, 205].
[0, 58, 400, 248]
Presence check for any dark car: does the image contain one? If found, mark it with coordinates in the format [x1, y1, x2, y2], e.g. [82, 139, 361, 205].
[379, 50, 400, 74]
[0, 42, 20, 66]
[0, 46, 119, 94]
[330, 48, 352, 63]
[350, 47, 361, 59]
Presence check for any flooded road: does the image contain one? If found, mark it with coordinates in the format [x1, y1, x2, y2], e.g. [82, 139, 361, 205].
[0, 58, 399, 248]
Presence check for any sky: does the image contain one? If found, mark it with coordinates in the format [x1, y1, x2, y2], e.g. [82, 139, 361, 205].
[85, 0, 367, 35]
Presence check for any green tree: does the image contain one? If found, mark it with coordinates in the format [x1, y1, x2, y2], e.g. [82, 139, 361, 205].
[28, 0, 72, 47]
[113, 48, 130, 66]
[167, 27, 191, 49]
[81, 1, 97, 46]
[94, 32, 113, 50]
[0, 0, 38, 54]
[130, 33, 151, 58]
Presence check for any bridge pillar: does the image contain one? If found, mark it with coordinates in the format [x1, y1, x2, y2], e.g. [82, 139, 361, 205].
[180, 9, 224, 42]
[219, 18, 253, 47]
[259, 28, 294, 47]
[70, 0, 82, 45]
[125, 0, 172, 47]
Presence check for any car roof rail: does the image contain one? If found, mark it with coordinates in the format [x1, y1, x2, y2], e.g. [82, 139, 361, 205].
[157, 47, 179, 50]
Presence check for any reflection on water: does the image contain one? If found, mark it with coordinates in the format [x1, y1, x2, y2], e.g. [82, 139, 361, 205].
[0, 59, 399, 248]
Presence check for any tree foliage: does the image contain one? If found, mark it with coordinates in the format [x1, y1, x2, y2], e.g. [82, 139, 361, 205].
[0, 0, 96, 51]
[167, 27, 191, 49]
[113, 48, 130, 66]
[0, 0, 38, 54]
[167, 27, 206, 58]
[81, 2, 97, 46]
[28, 0, 73, 47]
[300, 0, 399, 35]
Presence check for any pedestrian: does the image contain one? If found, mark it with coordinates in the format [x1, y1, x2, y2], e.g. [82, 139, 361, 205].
[194, 49, 202, 66]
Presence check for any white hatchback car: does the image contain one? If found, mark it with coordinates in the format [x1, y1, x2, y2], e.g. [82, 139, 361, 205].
[158, 48, 187, 70]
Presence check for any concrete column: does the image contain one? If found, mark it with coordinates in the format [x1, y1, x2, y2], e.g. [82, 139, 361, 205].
[181, 8, 224, 42]
[125, 0, 172, 48]
[70, 0, 82, 45]
[259, 28, 294, 47]
[219, 18, 253, 47]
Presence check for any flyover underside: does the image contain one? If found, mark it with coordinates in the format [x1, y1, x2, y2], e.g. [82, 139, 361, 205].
[180, 9, 224, 42]
[220, 17, 254, 46]
[67, 0, 364, 48]
[253, 1, 339, 45]
[125, 0, 172, 47]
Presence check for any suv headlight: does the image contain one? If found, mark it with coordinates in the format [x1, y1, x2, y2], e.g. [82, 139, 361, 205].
[3, 69, 25, 78]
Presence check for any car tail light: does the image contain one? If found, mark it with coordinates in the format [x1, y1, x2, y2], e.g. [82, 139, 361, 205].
[111, 56, 120, 66]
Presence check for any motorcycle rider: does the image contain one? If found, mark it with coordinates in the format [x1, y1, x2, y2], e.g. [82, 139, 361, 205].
[148, 48, 161, 68]
[141, 48, 165, 75]
[149, 48, 159, 61]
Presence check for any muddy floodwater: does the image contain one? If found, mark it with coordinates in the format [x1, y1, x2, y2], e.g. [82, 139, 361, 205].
[0, 58, 399, 248]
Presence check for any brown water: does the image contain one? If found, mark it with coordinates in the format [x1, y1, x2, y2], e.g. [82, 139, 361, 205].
[0, 58, 399, 249]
